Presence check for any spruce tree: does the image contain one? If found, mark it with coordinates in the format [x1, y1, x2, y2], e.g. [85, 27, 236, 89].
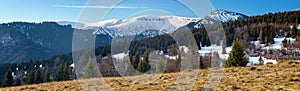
[56, 64, 64, 81]
[199, 56, 205, 69]
[201, 36, 206, 47]
[194, 32, 202, 50]
[44, 68, 50, 82]
[264, 36, 269, 45]
[35, 68, 42, 84]
[259, 30, 265, 44]
[282, 38, 288, 47]
[14, 77, 21, 86]
[2, 68, 13, 87]
[144, 49, 150, 65]
[125, 60, 135, 76]
[83, 58, 99, 79]
[137, 59, 149, 73]
[131, 51, 140, 69]
[63, 64, 69, 81]
[225, 39, 249, 67]
[258, 56, 264, 65]
[222, 35, 227, 54]
[292, 25, 298, 38]
[155, 56, 165, 73]
[211, 52, 221, 67]
[137, 49, 151, 73]
[268, 30, 275, 44]
[286, 31, 292, 38]
[26, 70, 35, 84]
[206, 35, 211, 46]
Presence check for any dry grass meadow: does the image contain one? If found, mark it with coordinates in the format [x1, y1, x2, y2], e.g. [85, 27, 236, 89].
[1, 60, 300, 91]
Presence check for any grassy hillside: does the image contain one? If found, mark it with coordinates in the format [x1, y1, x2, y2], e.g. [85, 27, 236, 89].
[1, 60, 299, 91]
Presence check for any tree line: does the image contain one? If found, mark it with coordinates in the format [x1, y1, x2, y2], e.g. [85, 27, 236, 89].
[1, 64, 71, 87]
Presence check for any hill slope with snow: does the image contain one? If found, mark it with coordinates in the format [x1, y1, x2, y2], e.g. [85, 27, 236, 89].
[205, 10, 248, 22]
[88, 10, 248, 37]
[92, 16, 201, 37]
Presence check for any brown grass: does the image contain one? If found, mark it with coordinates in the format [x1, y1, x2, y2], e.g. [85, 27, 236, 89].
[1, 60, 300, 91]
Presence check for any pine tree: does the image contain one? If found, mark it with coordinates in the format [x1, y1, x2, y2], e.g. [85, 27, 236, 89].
[194, 32, 202, 50]
[206, 35, 211, 46]
[292, 25, 298, 38]
[144, 49, 150, 65]
[286, 31, 292, 38]
[35, 68, 42, 84]
[26, 70, 35, 84]
[268, 30, 275, 44]
[131, 51, 140, 69]
[211, 52, 221, 67]
[199, 56, 205, 69]
[222, 35, 227, 54]
[125, 60, 135, 76]
[137, 49, 151, 73]
[259, 30, 265, 44]
[258, 56, 264, 65]
[201, 29, 208, 47]
[137, 59, 148, 73]
[44, 68, 50, 82]
[83, 58, 99, 79]
[201, 36, 206, 47]
[14, 77, 21, 86]
[176, 52, 182, 72]
[155, 56, 165, 73]
[264, 35, 269, 45]
[56, 64, 64, 81]
[63, 64, 69, 81]
[2, 68, 13, 87]
[225, 39, 249, 67]
[282, 38, 288, 47]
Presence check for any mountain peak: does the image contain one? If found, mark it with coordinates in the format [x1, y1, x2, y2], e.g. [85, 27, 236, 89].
[93, 27, 114, 37]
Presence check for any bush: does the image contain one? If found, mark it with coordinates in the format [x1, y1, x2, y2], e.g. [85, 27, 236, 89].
[250, 67, 257, 71]
[256, 68, 263, 71]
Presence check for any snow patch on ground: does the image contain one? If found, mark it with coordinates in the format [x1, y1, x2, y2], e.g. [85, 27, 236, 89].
[290, 25, 300, 30]
[195, 43, 278, 66]
[165, 55, 179, 60]
[70, 63, 75, 67]
[113, 52, 128, 60]
[198, 45, 220, 54]
[12, 72, 16, 78]
[180, 46, 189, 53]
[251, 37, 296, 50]
[247, 56, 277, 66]
[198, 45, 232, 56]
[110, 37, 285, 66]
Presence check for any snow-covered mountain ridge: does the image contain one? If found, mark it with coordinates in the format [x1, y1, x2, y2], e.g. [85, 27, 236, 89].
[58, 10, 248, 37]
[205, 10, 248, 22]
[95, 16, 202, 37]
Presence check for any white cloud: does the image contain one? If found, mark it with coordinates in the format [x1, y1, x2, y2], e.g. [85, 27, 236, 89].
[53, 5, 147, 9]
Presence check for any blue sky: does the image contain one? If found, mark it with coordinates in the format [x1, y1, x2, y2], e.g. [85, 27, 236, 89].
[0, 0, 299, 23]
